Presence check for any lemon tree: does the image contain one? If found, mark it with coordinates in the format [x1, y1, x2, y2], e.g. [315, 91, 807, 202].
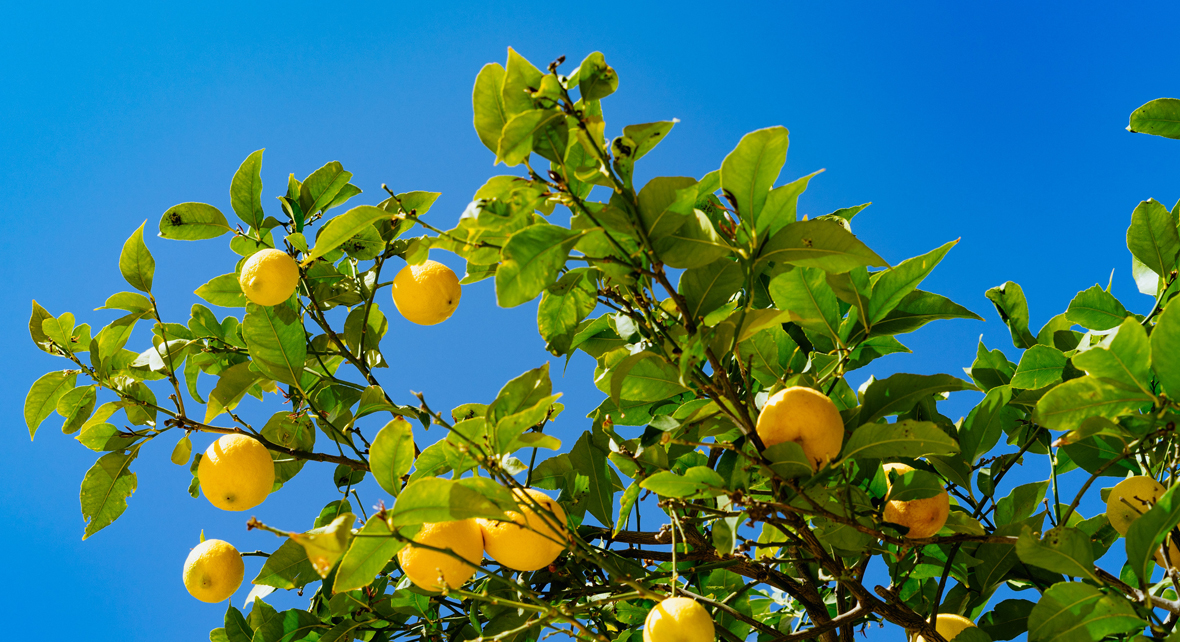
[24, 49, 1180, 642]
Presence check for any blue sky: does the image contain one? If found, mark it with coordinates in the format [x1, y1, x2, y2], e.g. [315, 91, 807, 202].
[3, 2, 1179, 640]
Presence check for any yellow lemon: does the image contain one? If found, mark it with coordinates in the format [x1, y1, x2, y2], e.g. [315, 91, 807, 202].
[397, 519, 484, 591]
[391, 260, 462, 325]
[182, 539, 244, 603]
[239, 248, 300, 306]
[478, 488, 569, 571]
[643, 597, 715, 642]
[198, 434, 275, 511]
[882, 463, 949, 539]
[755, 386, 844, 470]
[914, 613, 977, 642]
[1106, 476, 1166, 536]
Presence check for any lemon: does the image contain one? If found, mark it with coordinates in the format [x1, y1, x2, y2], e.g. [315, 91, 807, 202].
[397, 519, 484, 591]
[239, 248, 300, 306]
[198, 434, 275, 511]
[182, 539, 244, 603]
[914, 613, 977, 642]
[882, 463, 949, 539]
[478, 488, 569, 571]
[1106, 476, 1166, 536]
[643, 597, 715, 642]
[755, 386, 844, 470]
[391, 260, 462, 325]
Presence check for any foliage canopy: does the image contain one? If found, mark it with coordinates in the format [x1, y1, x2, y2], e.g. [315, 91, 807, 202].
[27, 49, 1180, 642]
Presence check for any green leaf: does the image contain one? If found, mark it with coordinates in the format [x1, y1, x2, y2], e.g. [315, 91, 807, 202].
[569, 430, 616, 528]
[595, 350, 687, 403]
[757, 219, 887, 273]
[159, 203, 232, 240]
[388, 477, 506, 526]
[1072, 317, 1150, 392]
[495, 224, 583, 308]
[119, 222, 155, 292]
[995, 482, 1049, 526]
[985, 281, 1036, 349]
[958, 386, 1016, 464]
[654, 209, 732, 270]
[637, 176, 696, 240]
[1065, 284, 1129, 331]
[80, 448, 139, 539]
[243, 303, 307, 389]
[472, 63, 509, 154]
[620, 121, 675, 161]
[252, 539, 318, 589]
[332, 516, 410, 593]
[1126, 198, 1180, 277]
[720, 126, 789, 228]
[763, 441, 813, 479]
[842, 419, 959, 461]
[1126, 483, 1180, 584]
[224, 605, 253, 642]
[29, 300, 54, 353]
[230, 149, 266, 229]
[1033, 376, 1150, 432]
[867, 240, 957, 324]
[1127, 97, 1180, 139]
[885, 468, 946, 502]
[247, 599, 282, 642]
[501, 48, 543, 118]
[859, 374, 977, 425]
[979, 599, 1034, 642]
[640, 466, 725, 499]
[170, 433, 193, 465]
[204, 361, 264, 423]
[56, 384, 96, 435]
[1009, 345, 1066, 389]
[758, 170, 822, 237]
[537, 269, 597, 354]
[858, 289, 982, 338]
[305, 205, 393, 262]
[496, 109, 565, 167]
[370, 418, 415, 497]
[679, 259, 743, 320]
[195, 273, 247, 308]
[97, 291, 153, 314]
[25, 370, 77, 439]
[577, 51, 618, 101]
[1026, 582, 1142, 642]
[1015, 526, 1098, 581]
[298, 161, 352, 216]
[1152, 296, 1180, 400]
[769, 266, 841, 342]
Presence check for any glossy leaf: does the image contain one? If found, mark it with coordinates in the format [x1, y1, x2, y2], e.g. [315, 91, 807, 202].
[1151, 295, 1180, 400]
[1126, 198, 1180, 277]
[1026, 582, 1141, 642]
[119, 222, 155, 292]
[842, 419, 959, 461]
[1065, 284, 1129, 331]
[1015, 526, 1097, 581]
[252, 539, 318, 590]
[1034, 376, 1149, 432]
[159, 203, 232, 240]
[720, 126, 788, 228]
[370, 418, 415, 497]
[242, 303, 306, 389]
[1009, 345, 1066, 389]
[305, 205, 393, 262]
[985, 281, 1036, 349]
[859, 374, 976, 425]
[333, 516, 410, 593]
[80, 448, 139, 539]
[388, 477, 506, 526]
[195, 273, 247, 308]
[769, 266, 841, 342]
[230, 149, 265, 229]
[25, 370, 77, 439]
[472, 63, 508, 153]
[757, 218, 887, 273]
[1128, 97, 1180, 139]
[867, 239, 957, 324]
[495, 224, 583, 308]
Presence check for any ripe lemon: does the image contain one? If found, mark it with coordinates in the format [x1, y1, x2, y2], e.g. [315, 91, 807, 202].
[478, 488, 569, 571]
[1106, 476, 1166, 536]
[391, 260, 462, 325]
[198, 434, 275, 511]
[755, 386, 844, 470]
[182, 539, 244, 603]
[882, 463, 949, 539]
[239, 248, 300, 306]
[643, 597, 715, 642]
[914, 613, 977, 642]
[397, 519, 483, 591]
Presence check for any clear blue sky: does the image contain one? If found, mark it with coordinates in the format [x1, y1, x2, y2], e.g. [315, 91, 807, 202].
[3, 2, 1178, 640]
